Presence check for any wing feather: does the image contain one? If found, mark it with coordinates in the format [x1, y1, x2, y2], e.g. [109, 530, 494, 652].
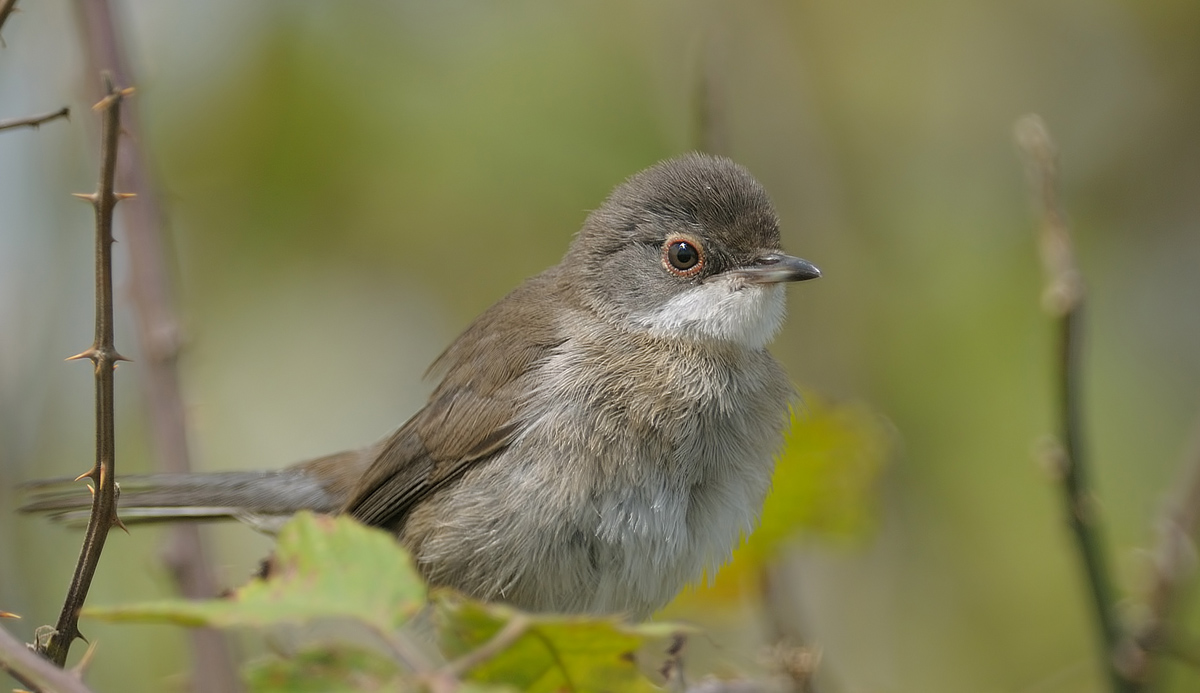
[343, 269, 567, 530]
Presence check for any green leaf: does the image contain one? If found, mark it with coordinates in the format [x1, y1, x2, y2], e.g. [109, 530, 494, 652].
[85, 512, 426, 632]
[666, 395, 890, 610]
[436, 596, 668, 693]
[751, 396, 891, 553]
[244, 645, 403, 693]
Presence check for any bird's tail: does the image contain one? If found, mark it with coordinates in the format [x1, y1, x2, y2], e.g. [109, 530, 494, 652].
[20, 449, 373, 535]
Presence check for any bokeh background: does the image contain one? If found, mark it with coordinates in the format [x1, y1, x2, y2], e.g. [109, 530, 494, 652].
[4, 1, 1200, 691]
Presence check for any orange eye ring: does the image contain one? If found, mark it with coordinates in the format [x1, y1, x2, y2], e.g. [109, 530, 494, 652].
[662, 236, 704, 277]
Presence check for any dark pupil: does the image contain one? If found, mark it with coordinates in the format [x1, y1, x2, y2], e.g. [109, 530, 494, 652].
[669, 242, 698, 270]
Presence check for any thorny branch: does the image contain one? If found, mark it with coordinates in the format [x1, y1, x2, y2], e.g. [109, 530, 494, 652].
[1015, 114, 1136, 693]
[0, 623, 95, 693]
[0, 107, 70, 132]
[39, 76, 132, 669]
[72, 1, 242, 689]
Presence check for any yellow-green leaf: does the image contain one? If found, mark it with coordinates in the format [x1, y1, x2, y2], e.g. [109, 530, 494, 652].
[436, 595, 668, 693]
[667, 395, 890, 610]
[244, 646, 403, 693]
[85, 512, 426, 632]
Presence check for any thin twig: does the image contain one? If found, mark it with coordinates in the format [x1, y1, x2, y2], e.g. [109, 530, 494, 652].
[1128, 416, 1200, 685]
[442, 615, 530, 679]
[0, 107, 70, 132]
[1015, 114, 1136, 693]
[410, 614, 530, 693]
[0, 624, 96, 693]
[375, 628, 436, 675]
[692, 32, 728, 156]
[659, 632, 687, 691]
[72, 1, 242, 689]
[0, 0, 17, 41]
[39, 76, 130, 669]
[760, 564, 820, 693]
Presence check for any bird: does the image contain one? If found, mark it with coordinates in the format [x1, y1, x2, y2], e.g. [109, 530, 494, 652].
[23, 152, 821, 620]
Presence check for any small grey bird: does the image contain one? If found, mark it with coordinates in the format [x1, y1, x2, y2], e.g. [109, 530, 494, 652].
[24, 152, 820, 620]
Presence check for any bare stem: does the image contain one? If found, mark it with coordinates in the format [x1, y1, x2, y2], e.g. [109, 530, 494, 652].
[71, 1, 242, 689]
[375, 628, 435, 675]
[442, 615, 530, 679]
[0, 623, 96, 693]
[39, 76, 129, 668]
[692, 32, 728, 157]
[1127, 416, 1200, 686]
[0, 0, 17, 40]
[1015, 114, 1136, 693]
[0, 106, 70, 132]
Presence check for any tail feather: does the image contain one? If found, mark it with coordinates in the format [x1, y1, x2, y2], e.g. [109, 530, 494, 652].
[20, 470, 342, 532]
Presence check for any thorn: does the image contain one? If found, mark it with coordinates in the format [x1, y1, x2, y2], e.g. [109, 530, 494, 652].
[86, 483, 96, 496]
[66, 348, 97, 362]
[72, 639, 99, 676]
[91, 86, 134, 112]
[71, 192, 98, 203]
[113, 351, 132, 363]
[114, 192, 137, 201]
[74, 470, 95, 483]
[0, 611, 20, 619]
[113, 514, 129, 534]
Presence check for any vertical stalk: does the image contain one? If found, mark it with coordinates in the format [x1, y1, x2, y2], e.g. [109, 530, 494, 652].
[41, 76, 130, 668]
[1016, 114, 1135, 693]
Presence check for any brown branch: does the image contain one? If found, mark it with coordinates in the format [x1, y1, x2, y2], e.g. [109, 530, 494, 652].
[0, 107, 70, 132]
[71, 1, 242, 689]
[40, 76, 130, 669]
[1127, 416, 1200, 685]
[0, 0, 17, 41]
[692, 32, 728, 157]
[0, 624, 95, 693]
[1014, 114, 1136, 693]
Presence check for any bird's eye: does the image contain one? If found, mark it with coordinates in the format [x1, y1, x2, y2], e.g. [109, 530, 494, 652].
[663, 238, 704, 277]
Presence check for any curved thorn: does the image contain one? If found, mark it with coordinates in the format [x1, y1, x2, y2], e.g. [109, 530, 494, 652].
[72, 639, 100, 675]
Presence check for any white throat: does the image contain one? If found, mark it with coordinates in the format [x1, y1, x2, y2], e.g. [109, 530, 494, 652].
[633, 279, 786, 349]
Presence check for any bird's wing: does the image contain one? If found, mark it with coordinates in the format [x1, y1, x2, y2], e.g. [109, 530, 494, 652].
[342, 269, 566, 530]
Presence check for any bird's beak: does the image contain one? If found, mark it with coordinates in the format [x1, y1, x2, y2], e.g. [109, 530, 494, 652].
[728, 253, 822, 284]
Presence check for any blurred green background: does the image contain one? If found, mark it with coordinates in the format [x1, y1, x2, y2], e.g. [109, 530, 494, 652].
[3, 1, 1200, 691]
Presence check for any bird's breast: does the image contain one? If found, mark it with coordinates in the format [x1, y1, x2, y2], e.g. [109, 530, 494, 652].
[403, 327, 793, 618]
[504, 328, 792, 613]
